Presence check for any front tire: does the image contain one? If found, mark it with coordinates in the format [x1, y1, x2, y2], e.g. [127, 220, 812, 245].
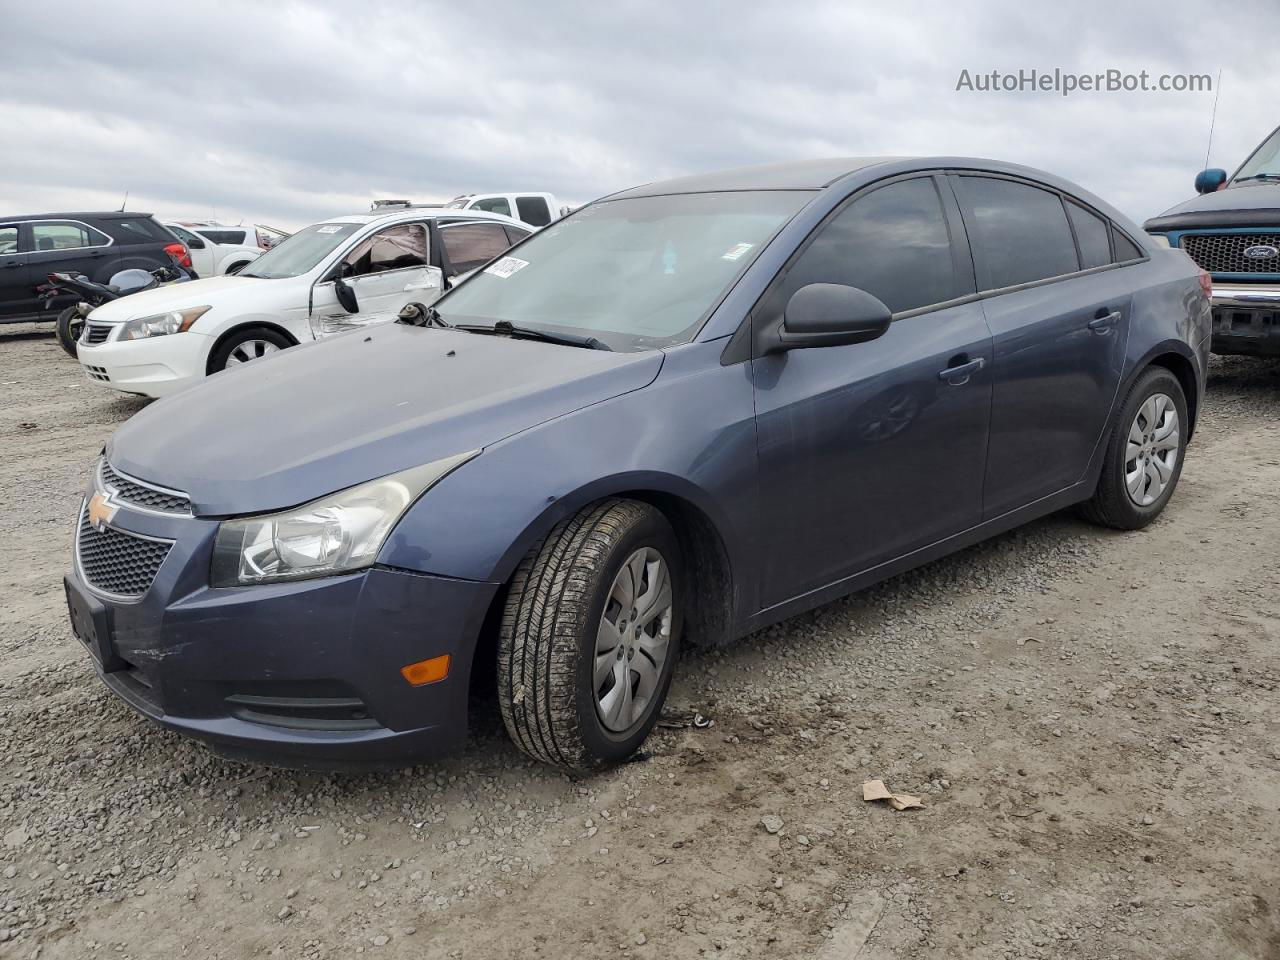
[56, 306, 85, 358]
[1080, 366, 1188, 530]
[498, 499, 683, 775]
[208, 326, 292, 374]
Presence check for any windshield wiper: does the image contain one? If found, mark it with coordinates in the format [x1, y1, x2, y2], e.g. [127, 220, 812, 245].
[453, 320, 612, 351]
[1234, 174, 1280, 183]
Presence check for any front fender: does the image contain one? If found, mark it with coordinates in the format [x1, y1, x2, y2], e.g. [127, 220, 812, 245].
[378, 340, 760, 598]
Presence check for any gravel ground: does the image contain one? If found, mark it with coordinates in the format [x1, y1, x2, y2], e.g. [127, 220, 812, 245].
[1, 323, 1278, 960]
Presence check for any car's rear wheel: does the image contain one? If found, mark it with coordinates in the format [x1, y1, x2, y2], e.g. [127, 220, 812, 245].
[56, 306, 85, 358]
[208, 327, 292, 374]
[498, 499, 683, 775]
[1080, 366, 1188, 530]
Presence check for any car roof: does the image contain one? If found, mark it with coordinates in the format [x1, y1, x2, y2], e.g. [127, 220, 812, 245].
[3, 211, 157, 222]
[320, 209, 529, 228]
[608, 158, 906, 199]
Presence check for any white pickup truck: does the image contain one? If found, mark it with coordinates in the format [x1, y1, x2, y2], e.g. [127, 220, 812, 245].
[443, 192, 570, 227]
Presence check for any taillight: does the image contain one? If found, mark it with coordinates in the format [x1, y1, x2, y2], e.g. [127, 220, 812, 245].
[164, 242, 192, 269]
[1197, 269, 1213, 301]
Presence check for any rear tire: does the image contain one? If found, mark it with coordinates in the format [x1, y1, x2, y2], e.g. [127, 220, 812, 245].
[1080, 366, 1188, 530]
[208, 326, 292, 374]
[56, 306, 84, 358]
[498, 499, 683, 775]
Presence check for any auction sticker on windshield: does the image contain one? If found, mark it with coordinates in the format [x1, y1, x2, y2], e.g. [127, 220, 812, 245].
[722, 242, 755, 261]
[316, 225, 344, 234]
[484, 256, 530, 279]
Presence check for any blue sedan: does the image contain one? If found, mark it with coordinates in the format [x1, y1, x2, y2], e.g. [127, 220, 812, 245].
[65, 157, 1211, 773]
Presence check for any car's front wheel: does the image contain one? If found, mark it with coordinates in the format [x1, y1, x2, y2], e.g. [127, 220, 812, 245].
[498, 499, 683, 775]
[208, 326, 292, 374]
[1080, 366, 1189, 529]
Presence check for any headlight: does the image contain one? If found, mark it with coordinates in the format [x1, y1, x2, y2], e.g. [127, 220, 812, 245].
[120, 306, 211, 340]
[210, 451, 478, 587]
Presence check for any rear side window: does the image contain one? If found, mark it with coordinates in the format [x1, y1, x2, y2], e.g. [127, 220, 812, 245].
[440, 222, 513, 274]
[768, 177, 961, 316]
[515, 196, 552, 227]
[198, 229, 248, 245]
[1113, 229, 1144, 262]
[470, 196, 512, 217]
[31, 220, 110, 252]
[0, 225, 18, 255]
[954, 176, 1079, 289]
[1066, 201, 1112, 269]
[504, 226, 531, 245]
[107, 217, 174, 244]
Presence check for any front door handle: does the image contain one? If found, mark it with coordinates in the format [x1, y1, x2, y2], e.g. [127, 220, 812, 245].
[938, 356, 985, 385]
[1088, 310, 1121, 334]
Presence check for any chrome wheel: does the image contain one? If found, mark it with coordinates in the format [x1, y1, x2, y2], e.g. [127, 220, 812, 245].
[226, 339, 280, 366]
[1124, 392, 1179, 507]
[594, 547, 673, 733]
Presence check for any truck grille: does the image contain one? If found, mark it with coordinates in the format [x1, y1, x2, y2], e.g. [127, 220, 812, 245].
[99, 459, 191, 515]
[82, 323, 113, 345]
[1180, 233, 1280, 275]
[76, 510, 172, 598]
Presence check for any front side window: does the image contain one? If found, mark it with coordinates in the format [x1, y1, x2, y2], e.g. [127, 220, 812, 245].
[30, 221, 109, 252]
[765, 177, 960, 316]
[240, 222, 362, 279]
[440, 222, 512, 274]
[436, 190, 809, 351]
[343, 223, 428, 276]
[167, 225, 205, 248]
[516, 196, 552, 226]
[954, 176, 1080, 289]
[0, 225, 17, 255]
[470, 196, 512, 217]
[1066, 201, 1112, 269]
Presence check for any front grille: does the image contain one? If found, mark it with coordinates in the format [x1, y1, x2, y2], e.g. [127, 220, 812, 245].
[100, 460, 191, 514]
[1180, 233, 1280, 275]
[76, 510, 172, 598]
[82, 323, 113, 345]
[83, 364, 110, 383]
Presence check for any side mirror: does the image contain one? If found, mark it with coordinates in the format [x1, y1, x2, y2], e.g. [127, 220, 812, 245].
[1194, 168, 1227, 194]
[334, 276, 359, 314]
[768, 283, 892, 353]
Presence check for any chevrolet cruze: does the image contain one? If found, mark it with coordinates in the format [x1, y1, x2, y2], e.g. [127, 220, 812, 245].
[65, 158, 1211, 774]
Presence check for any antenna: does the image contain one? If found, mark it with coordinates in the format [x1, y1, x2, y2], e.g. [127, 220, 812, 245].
[1203, 68, 1224, 170]
[119, 191, 129, 212]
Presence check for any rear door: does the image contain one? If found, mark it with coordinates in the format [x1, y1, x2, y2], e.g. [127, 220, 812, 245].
[951, 174, 1132, 517]
[0, 222, 32, 320]
[437, 220, 518, 284]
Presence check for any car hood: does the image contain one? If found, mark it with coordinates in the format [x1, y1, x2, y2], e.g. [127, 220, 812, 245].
[88, 274, 278, 322]
[1145, 182, 1280, 231]
[107, 323, 664, 516]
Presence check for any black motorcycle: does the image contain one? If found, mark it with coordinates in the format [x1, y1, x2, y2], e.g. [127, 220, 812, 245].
[40, 255, 195, 358]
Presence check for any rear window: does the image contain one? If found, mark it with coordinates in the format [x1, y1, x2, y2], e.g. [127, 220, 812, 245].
[104, 217, 174, 245]
[198, 229, 248, 245]
[516, 196, 552, 226]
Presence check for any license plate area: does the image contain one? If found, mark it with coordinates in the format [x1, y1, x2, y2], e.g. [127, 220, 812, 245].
[64, 576, 125, 672]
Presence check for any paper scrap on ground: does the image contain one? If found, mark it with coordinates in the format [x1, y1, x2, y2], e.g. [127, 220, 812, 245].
[862, 779, 923, 811]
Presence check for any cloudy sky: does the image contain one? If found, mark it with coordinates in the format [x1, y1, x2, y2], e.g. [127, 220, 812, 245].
[2, 0, 1276, 230]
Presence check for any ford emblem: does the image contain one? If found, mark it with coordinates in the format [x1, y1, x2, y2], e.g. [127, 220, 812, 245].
[1242, 244, 1280, 260]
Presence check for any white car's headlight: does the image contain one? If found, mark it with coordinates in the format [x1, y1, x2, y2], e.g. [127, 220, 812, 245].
[120, 306, 211, 340]
[210, 452, 478, 587]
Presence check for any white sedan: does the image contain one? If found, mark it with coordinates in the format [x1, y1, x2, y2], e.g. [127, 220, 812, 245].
[77, 209, 530, 398]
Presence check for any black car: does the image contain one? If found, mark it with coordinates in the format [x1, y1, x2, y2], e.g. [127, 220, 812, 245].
[0, 212, 190, 323]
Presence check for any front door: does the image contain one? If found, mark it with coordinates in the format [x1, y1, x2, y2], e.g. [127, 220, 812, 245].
[0, 223, 30, 320]
[311, 221, 442, 334]
[949, 175, 1132, 518]
[751, 175, 994, 609]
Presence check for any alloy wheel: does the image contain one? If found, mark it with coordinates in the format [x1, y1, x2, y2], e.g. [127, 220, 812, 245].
[1124, 392, 1179, 507]
[226, 339, 280, 366]
[594, 547, 673, 733]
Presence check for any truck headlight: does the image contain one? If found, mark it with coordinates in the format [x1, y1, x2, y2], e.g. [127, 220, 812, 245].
[120, 306, 211, 340]
[210, 451, 478, 587]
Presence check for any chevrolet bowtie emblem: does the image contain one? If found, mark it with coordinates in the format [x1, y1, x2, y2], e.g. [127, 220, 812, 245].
[87, 492, 118, 533]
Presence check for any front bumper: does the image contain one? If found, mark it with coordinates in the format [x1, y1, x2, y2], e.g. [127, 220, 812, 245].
[76, 328, 214, 398]
[66, 500, 498, 769]
[1209, 284, 1280, 357]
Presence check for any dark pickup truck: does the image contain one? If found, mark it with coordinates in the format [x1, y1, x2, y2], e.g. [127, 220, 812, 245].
[1145, 124, 1280, 357]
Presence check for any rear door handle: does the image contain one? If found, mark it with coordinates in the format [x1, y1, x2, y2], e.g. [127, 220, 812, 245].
[938, 356, 985, 384]
[1088, 310, 1121, 333]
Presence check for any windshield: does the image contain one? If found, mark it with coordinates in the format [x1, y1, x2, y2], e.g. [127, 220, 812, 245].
[434, 191, 810, 350]
[240, 222, 362, 279]
[1234, 127, 1280, 181]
